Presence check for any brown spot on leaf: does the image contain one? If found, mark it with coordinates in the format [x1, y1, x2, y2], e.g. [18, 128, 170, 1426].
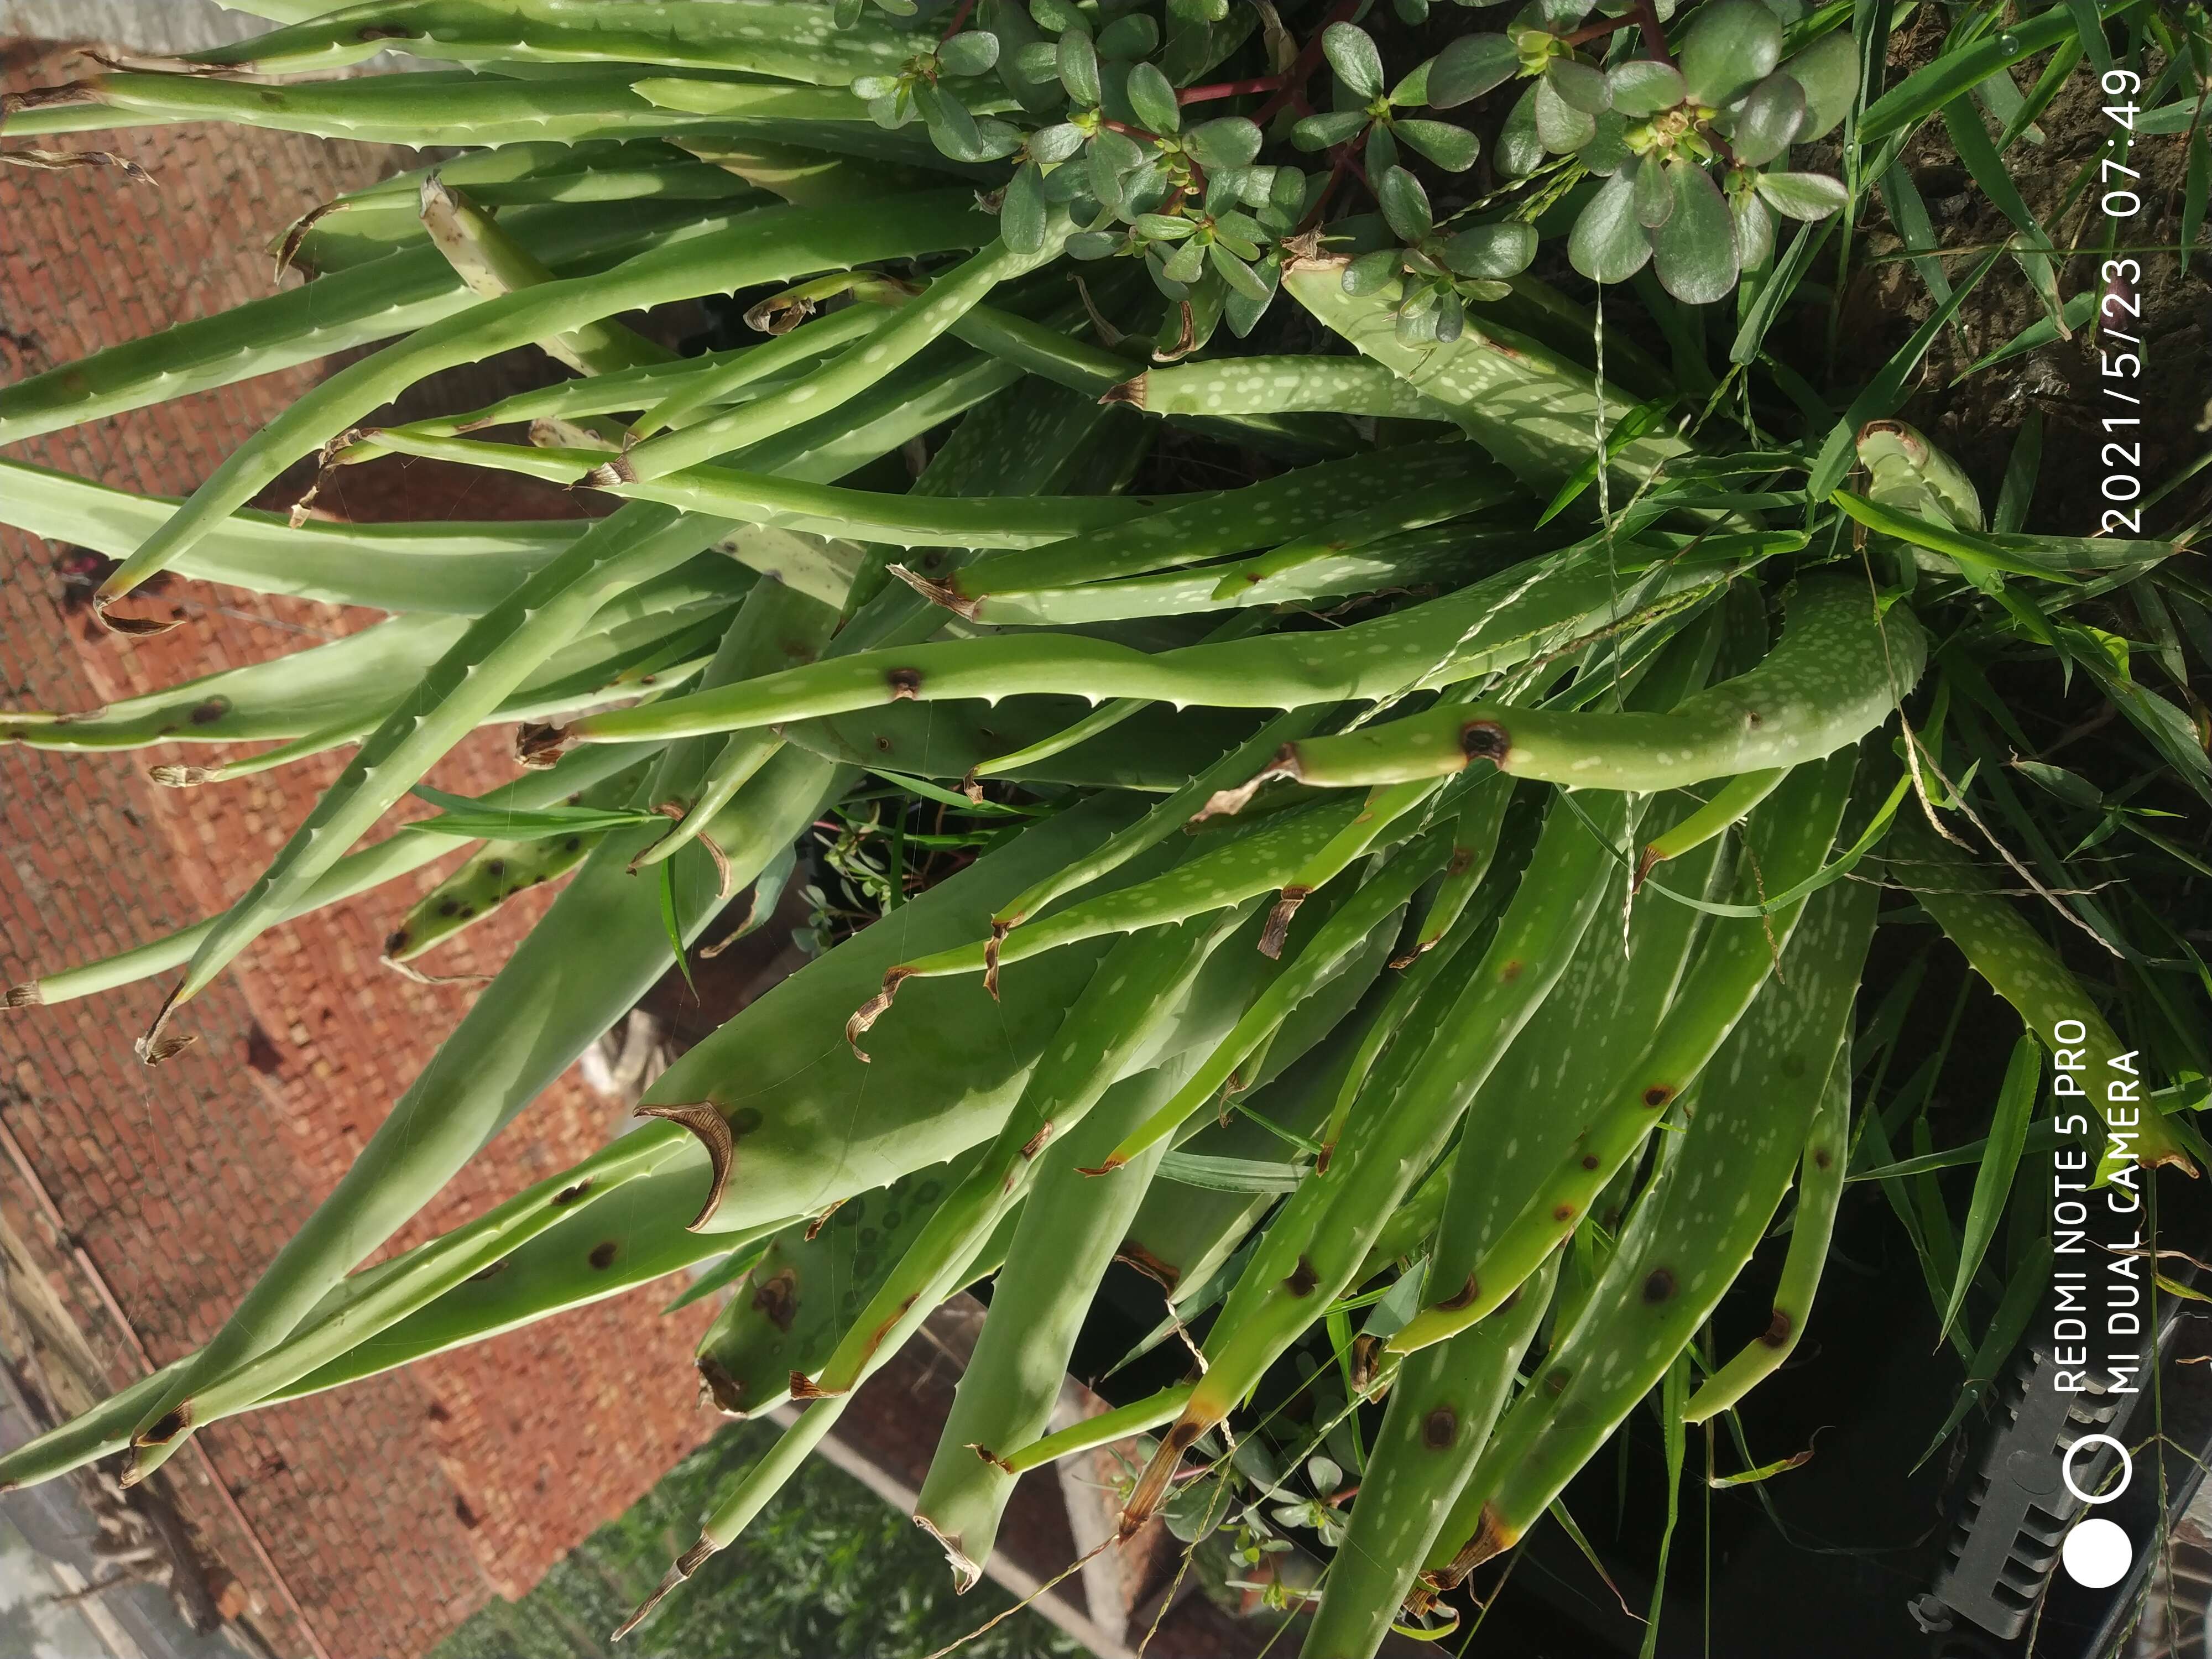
[1760, 1307, 1793, 1347]
[1580, 1153, 1600, 1170]
[1423, 1407, 1458, 1449]
[885, 667, 924, 700]
[1284, 1255, 1319, 1297]
[554, 1181, 591, 1205]
[1643, 1084, 1674, 1108]
[1813, 1148, 1833, 1171]
[1459, 719, 1510, 766]
[1437, 1273, 1479, 1311]
[1642, 1267, 1675, 1304]
[750, 1267, 799, 1332]
[188, 698, 229, 726]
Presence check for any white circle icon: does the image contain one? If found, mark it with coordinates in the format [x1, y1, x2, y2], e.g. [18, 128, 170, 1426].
[2061, 1517, 2133, 1589]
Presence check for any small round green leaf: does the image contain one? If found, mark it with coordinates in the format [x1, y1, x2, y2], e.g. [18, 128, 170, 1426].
[1651, 158, 1740, 301]
[1323, 23, 1386, 100]
[1428, 34, 1520, 107]
[1095, 12, 1160, 58]
[1496, 81, 1547, 176]
[1441, 220, 1537, 278]
[936, 31, 1001, 77]
[1010, 40, 1060, 84]
[1392, 118, 1481, 171]
[1029, 121, 1087, 163]
[1126, 61, 1182, 133]
[1134, 211, 1194, 241]
[1679, 0, 1783, 107]
[1376, 165, 1434, 243]
[1186, 117, 1263, 169]
[1067, 229, 1120, 258]
[1729, 71, 1805, 165]
[851, 73, 898, 101]
[1631, 150, 1673, 226]
[1000, 160, 1048, 252]
[1754, 169, 1850, 220]
[1535, 75, 1599, 152]
[1342, 247, 1405, 294]
[1580, 108, 1631, 173]
[1365, 122, 1400, 173]
[1057, 29, 1101, 105]
[1570, 168, 1653, 282]
[1162, 238, 1206, 285]
[1779, 33, 1856, 141]
[1733, 190, 1776, 268]
[1209, 241, 1272, 301]
[1608, 58, 1687, 116]
[1292, 109, 1370, 150]
[1548, 58, 1613, 114]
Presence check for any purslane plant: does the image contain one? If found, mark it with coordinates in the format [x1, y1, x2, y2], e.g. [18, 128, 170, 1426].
[2, 1, 2207, 1654]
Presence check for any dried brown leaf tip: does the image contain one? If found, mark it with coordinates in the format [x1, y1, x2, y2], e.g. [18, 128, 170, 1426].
[612, 1537, 714, 1642]
[1, 146, 156, 186]
[513, 722, 572, 769]
[885, 563, 974, 618]
[1099, 373, 1147, 408]
[633, 1103, 733, 1231]
[843, 966, 911, 1062]
[4, 983, 44, 1010]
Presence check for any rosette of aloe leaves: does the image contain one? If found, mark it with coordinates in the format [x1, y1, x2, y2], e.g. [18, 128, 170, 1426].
[2, 0, 2208, 1651]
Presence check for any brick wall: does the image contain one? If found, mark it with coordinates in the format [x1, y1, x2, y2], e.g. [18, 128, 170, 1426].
[1, 80, 716, 1658]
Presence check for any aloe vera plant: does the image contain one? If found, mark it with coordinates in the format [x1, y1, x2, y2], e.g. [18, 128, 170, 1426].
[4, 0, 2208, 1652]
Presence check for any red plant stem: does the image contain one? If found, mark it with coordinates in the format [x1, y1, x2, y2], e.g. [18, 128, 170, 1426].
[1564, 16, 1635, 46]
[1629, 0, 1674, 66]
[1178, 75, 1290, 105]
[939, 0, 978, 39]
[1253, 0, 1364, 127]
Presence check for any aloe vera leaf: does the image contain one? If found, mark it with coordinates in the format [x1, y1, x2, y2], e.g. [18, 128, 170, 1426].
[0, 200, 718, 446]
[1446, 882, 1875, 1575]
[1297, 1260, 1557, 1659]
[1635, 766, 1787, 888]
[1104, 834, 1449, 1170]
[5, 69, 872, 150]
[943, 440, 1469, 609]
[1407, 773, 1515, 955]
[269, 1178, 795, 1403]
[622, 1195, 1014, 1641]
[1389, 752, 1861, 1360]
[325, 422, 1152, 550]
[1211, 473, 1520, 601]
[1281, 253, 1694, 489]
[133, 504, 730, 1050]
[1109, 354, 1466, 424]
[1118, 790, 1646, 1532]
[612, 234, 1067, 486]
[2, 613, 464, 750]
[383, 819, 605, 965]
[1683, 1066, 1850, 1423]
[1889, 813, 2194, 1175]
[123, 706, 844, 1474]
[695, 1148, 998, 1418]
[418, 175, 674, 376]
[2, 744, 650, 1009]
[913, 1061, 1194, 1588]
[0, 458, 580, 615]
[4, 556, 745, 753]
[969, 524, 1520, 629]
[629, 578, 841, 870]
[1249, 576, 1928, 796]
[629, 303, 886, 439]
[810, 910, 1253, 1400]
[560, 542, 1754, 748]
[861, 801, 1362, 1011]
[188, 0, 926, 83]
[93, 193, 989, 608]
[1001, 1387, 1194, 1477]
